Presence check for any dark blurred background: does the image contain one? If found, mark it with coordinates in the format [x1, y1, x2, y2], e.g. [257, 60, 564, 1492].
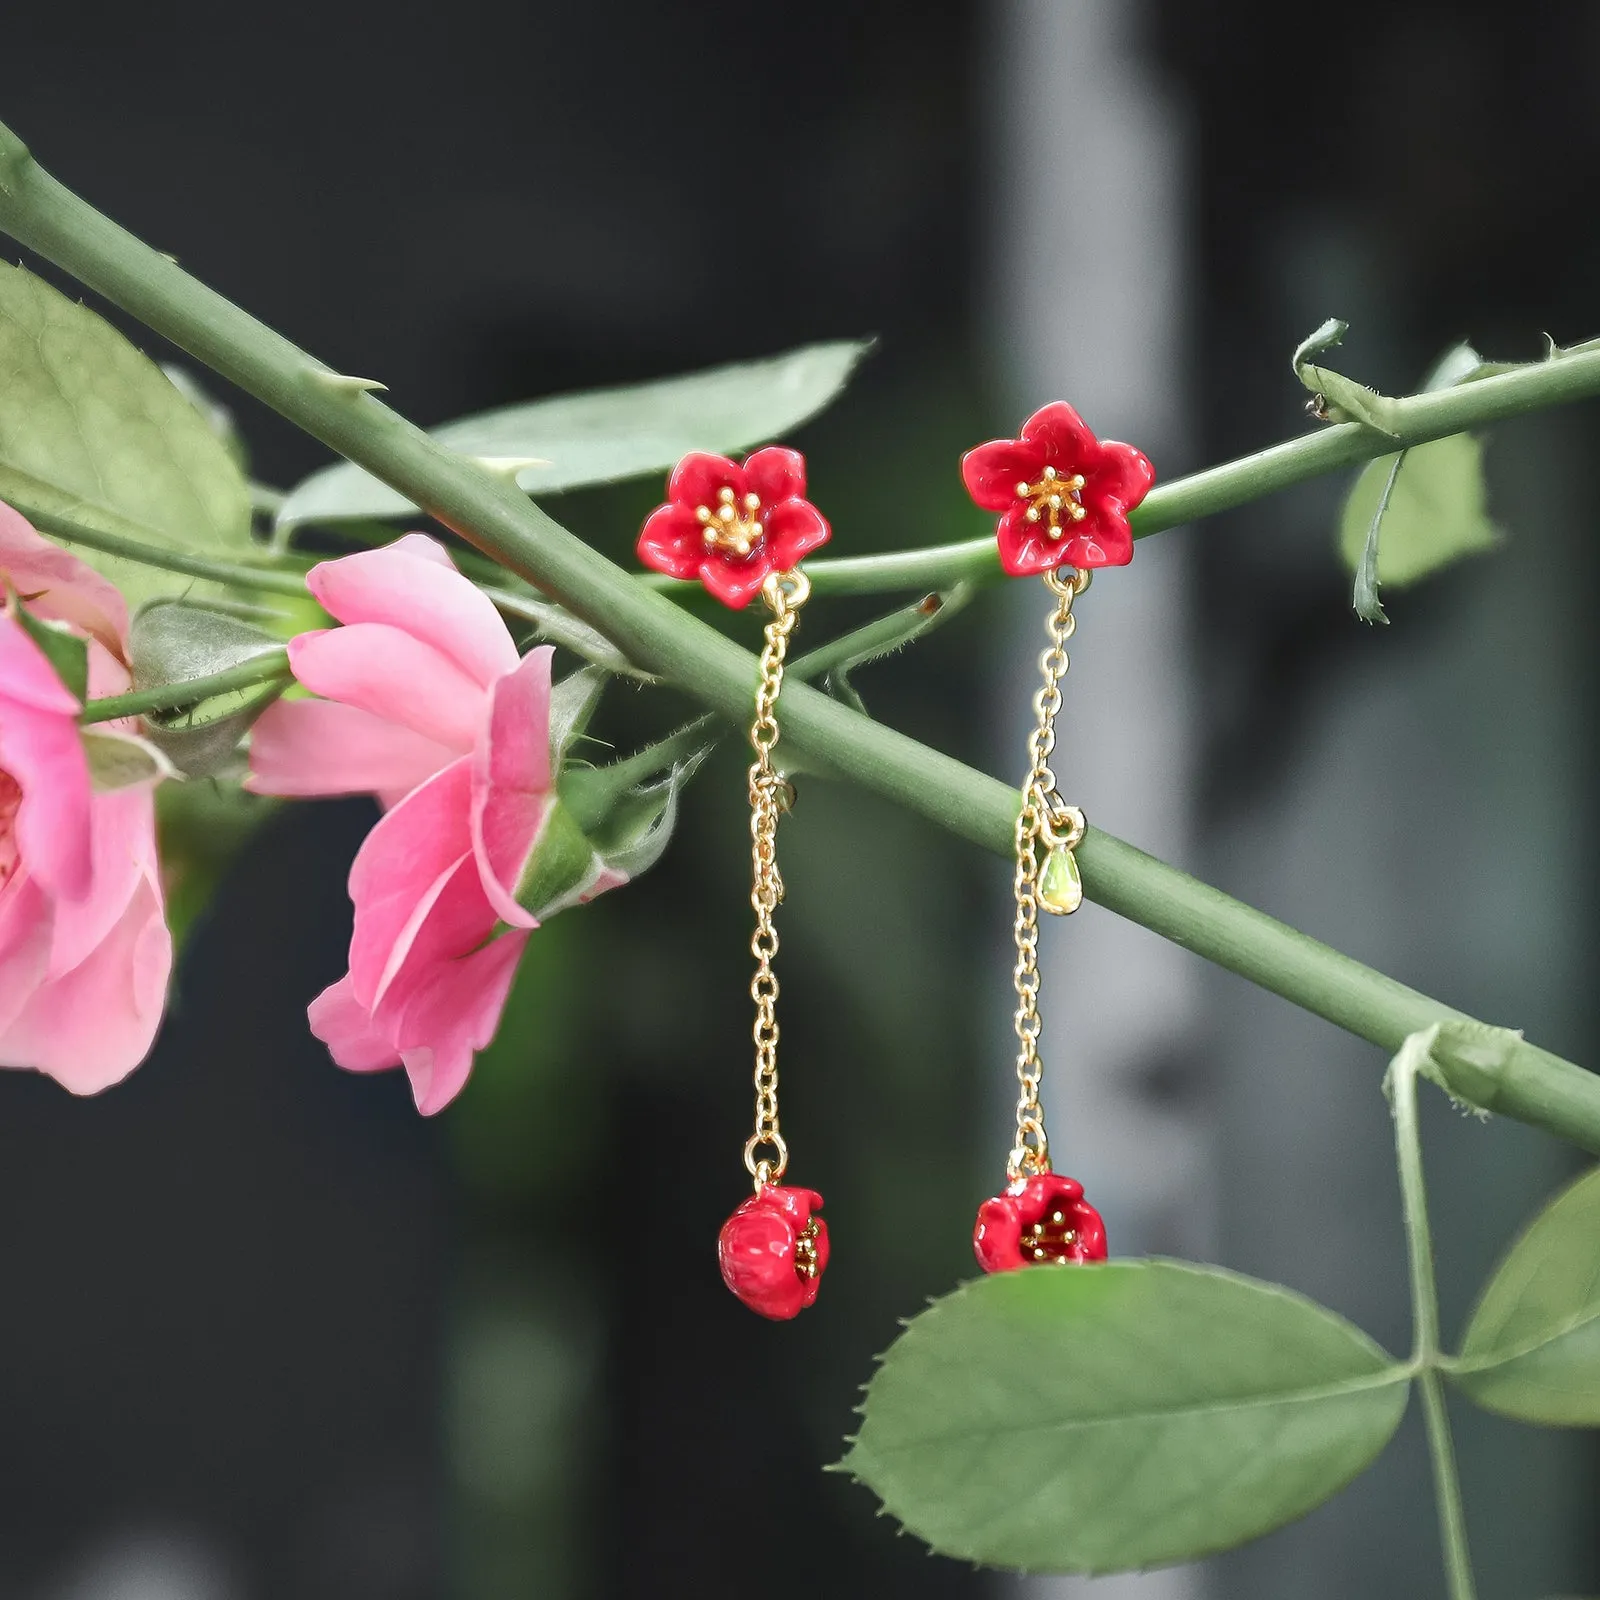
[1, 3, 1597, 1598]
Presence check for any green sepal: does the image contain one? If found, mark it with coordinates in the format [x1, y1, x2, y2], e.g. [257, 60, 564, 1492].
[582, 762, 696, 883]
[511, 714, 714, 922]
[7, 583, 89, 703]
[548, 665, 608, 761]
[81, 728, 176, 791]
[130, 600, 289, 776]
[511, 797, 607, 923]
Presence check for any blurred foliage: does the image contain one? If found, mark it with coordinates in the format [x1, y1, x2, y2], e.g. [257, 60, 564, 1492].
[278, 340, 874, 527]
[157, 781, 280, 952]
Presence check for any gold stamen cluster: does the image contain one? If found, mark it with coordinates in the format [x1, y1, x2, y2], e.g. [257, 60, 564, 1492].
[696, 484, 765, 557]
[793, 1218, 822, 1280]
[1015, 464, 1087, 541]
[1026, 1208, 1080, 1263]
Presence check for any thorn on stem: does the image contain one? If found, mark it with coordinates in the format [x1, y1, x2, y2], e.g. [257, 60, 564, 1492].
[475, 454, 552, 480]
[308, 370, 387, 396]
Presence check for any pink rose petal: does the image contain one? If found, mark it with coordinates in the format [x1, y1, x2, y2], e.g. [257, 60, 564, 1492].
[247, 698, 458, 801]
[306, 535, 518, 688]
[346, 757, 475, 1008]
[0, 615, 93, 901]
[471, 646, 556, 926]
[289, 625, 487, 753]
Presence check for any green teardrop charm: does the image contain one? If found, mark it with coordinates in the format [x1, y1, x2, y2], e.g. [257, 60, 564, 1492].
[1038, 845, 1083, 915]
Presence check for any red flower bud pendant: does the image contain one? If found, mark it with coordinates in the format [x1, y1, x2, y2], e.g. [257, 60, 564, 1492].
[719, 1184, 830, 1320]
[974, 1172, 1107, 1273]
[642, 450, 834, 1319]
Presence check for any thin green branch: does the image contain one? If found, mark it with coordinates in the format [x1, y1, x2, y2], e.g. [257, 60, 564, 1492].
[785, 351, 1600, 597]
[79, 650, 291, 724]
[5, 119, 1600, 1154]
[20, 503, 313, 597]
[1388, 1035, 1479, 1600]
[786, 586, 971, 681]
[571, 714, 720, 810]
[575, 603, 965, 792]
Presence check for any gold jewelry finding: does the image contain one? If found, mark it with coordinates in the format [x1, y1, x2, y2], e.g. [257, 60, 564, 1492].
[1008, 565, 1090, 1181]
[742, 566, 811, 1188]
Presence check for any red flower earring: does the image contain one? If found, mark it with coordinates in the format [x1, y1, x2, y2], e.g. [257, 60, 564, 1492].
[961, 402, 1155, 1271]
[638, 448, 831, 610]
[961, 401, 1153, 577]
[640, 448, 832, 1319]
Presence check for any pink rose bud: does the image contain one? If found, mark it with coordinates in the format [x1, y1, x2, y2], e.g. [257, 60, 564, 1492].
[249, 534, 645, 1114]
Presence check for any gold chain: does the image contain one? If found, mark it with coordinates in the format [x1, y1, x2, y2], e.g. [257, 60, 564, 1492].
[743, 566, 811, 1188]
[1009, 565, 1091, 1180]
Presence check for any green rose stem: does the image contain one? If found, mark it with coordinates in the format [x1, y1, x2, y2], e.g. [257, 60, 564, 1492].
[1388, 1034, 1479, 1600]
[4, 118, 1600, 1151]
[78, 650, 291, 725]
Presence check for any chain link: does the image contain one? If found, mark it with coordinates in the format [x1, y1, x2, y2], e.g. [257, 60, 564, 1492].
[1009, 565, 1090, 1180]
[743, 567, 811, 1187]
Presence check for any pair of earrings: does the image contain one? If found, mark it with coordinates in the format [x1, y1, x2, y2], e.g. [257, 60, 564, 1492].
[637, 403, 1155, 1320]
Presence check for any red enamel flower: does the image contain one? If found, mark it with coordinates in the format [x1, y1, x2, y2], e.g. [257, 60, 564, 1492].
[637, 448, 831, 609]
[961, 402, 1155, 577]
[718, 1183, 829, 1320]
[973, 1173, 1107, 1272]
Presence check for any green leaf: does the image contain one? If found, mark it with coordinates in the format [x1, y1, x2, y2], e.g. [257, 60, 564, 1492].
[1336, 340, 1499, 619]
[160, 363, 248, 473]
[1291, 317, 1351, 375]
[1292, 317, 1400, 436]
[0, 264, 252, 613]
[81, 728, 174, 791]
[1347, 451, 1404, 625]
[1451, 1165, 1600, 1425]
[1337, 434, 1498, 601]
[277, 339, 873, 527]
[841, 1262, 1409, 1574]
[8, 589, 89, 702]
[1420, 341, 1484, 392]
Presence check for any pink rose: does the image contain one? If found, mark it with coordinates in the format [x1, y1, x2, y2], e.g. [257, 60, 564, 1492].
[0, 504, 172, 1092]
[249, 534, 622, 1113]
